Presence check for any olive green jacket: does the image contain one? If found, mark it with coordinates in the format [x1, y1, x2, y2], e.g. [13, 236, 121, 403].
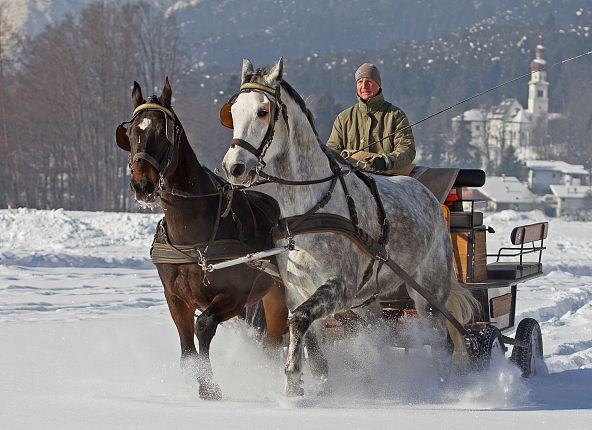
[326, 92, 416, 170]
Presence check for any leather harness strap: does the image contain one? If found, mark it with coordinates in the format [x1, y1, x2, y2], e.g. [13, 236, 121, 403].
[273, 213, 471, 338]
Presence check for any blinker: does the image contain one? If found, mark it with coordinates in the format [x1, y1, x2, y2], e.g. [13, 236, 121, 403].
[220, 102, 234, 129]
[116, 123, 130, 151]
[219, 83, 278, 129]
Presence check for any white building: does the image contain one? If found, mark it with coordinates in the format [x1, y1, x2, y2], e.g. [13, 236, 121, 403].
[526, 160, 589, 194]
[472, 176, 538, 211]
[549, 185, 592, 217]
[451, 43, 562, 172]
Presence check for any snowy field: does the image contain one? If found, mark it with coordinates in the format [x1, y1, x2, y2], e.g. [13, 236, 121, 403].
[1, 208, 591, 429]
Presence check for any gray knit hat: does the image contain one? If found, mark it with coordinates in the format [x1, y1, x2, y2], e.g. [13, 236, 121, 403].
[354, 63, 381, 87]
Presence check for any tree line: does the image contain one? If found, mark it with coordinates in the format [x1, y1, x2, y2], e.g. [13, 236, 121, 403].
[0, 2, 180, 211]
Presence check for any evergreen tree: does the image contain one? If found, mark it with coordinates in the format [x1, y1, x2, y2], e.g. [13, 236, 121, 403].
[448, 121, 482, 168]
[498, 144, 523, 177]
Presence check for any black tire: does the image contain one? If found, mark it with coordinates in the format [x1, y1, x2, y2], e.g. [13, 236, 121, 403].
[510, 318, 545, 377]
[473, 325, 506, 371]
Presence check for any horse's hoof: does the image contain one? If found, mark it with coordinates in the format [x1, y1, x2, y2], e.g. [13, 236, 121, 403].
[315, 376, 331, 396]
[199, 383, 223, 400]
[284, 382, 305, 397]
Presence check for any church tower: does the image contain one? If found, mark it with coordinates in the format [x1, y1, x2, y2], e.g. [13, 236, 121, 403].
[528, 43, 549, 116]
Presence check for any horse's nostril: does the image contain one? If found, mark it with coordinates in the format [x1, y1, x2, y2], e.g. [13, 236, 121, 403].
[131, 181, 143, 193]
[131, 178, 154, 195]
[231, 163, 246, 177]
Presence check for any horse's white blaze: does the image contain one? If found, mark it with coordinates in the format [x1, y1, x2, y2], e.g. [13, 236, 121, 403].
[139, 118, 152, 130]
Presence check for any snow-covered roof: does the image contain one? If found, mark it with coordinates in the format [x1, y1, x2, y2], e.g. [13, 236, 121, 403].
[513, 109, 531, 123]
[462, 109, 485, 122]
[488, 98, 523, 120]
[550, 185, 592, 199]
[526, 160, 589, 176]
[478, 176, 537, 204]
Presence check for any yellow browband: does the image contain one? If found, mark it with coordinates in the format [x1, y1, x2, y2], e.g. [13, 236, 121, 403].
[132, 103, 174, 119]
[239, 83, 277, 97]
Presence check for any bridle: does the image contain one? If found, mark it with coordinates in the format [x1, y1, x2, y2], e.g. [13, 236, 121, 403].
[117, 99, 235, 202]
[220, 82, 289, 171]
[116, 101, 179, 178]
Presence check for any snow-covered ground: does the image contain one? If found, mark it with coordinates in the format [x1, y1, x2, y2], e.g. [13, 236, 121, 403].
[1, 208, 591, 429]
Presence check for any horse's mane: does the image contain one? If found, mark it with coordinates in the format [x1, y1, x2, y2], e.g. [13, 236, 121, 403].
[245, 68, 320, 139]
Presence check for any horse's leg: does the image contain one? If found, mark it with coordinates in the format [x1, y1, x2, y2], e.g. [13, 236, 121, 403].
[164, 292, 200, 384]
[412, 294, 454, 383]
[194, 293, 243, 400]
[262, 281, 288, 344]
[304, 322, 330, 394]
[285, 277, 345, 396]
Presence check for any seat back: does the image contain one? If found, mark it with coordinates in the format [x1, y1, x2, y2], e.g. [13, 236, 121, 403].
[511, 222, 549, 245]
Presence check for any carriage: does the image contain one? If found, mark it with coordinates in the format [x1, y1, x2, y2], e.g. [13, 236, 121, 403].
[118, 64, 549, 398]
[323, 167, 548, 378]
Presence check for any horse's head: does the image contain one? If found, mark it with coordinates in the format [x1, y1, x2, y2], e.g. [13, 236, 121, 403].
[221, 58, 286, 186]
[116, 78, 178, 204]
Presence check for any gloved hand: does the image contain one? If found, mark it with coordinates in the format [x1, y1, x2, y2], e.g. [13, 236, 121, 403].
[371, 156, 387, 171]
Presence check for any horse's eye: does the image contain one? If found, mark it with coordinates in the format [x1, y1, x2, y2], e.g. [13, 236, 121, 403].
[257, 109, 268, 118]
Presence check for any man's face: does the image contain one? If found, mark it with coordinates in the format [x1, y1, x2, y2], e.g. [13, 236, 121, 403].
[356, 77, 380, 101]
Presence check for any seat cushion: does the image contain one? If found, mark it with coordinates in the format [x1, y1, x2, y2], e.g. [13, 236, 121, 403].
[450, 211, 483, 228]
[487, 262, 542, 279]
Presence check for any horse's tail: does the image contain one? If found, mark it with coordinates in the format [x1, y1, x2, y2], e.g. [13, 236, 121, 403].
[446, 277, 480, 325]
[446, 274, 481, 358]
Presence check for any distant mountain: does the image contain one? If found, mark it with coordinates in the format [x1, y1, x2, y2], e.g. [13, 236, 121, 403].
[179, 0, 591, 109]
[5, 0, 587, 66]
[168, 0, 564, 67]
[0, 0, 175, 35]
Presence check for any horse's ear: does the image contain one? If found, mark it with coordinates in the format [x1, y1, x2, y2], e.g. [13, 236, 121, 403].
[132, 81, 144, 108]
[161, 77, 172, 107]
[241, 58, 254, 84]
[266, 57, 283, 86]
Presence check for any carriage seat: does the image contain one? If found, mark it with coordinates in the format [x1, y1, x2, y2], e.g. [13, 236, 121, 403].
[486, 222, 548, 280]
[486, 262, 542, 279]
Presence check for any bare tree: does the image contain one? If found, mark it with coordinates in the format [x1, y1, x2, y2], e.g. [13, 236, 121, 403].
[9, 2, 181, 210]
[0, 6, 21, 207]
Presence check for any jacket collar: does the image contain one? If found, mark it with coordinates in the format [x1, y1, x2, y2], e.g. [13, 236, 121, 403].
[357, 91, 385, 113]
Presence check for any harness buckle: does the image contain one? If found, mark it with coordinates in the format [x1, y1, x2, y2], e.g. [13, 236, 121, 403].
[196, 248, 208, 270]
[375, 252, 389, 262]
[287, 236, 296, 251]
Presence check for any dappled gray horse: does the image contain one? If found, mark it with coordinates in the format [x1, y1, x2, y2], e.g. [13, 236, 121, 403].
[222, 58, 478, 396]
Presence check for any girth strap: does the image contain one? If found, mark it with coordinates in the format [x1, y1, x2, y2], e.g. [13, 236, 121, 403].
[274, 213, 384, 258]
[151, 240, 255, 265]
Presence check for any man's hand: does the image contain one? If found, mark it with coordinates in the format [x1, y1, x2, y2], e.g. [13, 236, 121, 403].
[371, 156, 387, 171]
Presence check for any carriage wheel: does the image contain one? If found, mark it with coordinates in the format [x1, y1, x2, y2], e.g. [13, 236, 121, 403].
[510, 318, 546, 377]
[473, 325, 506, 371]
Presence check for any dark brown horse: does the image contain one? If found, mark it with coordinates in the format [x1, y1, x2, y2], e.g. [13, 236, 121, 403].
[115, 78, 287, 400]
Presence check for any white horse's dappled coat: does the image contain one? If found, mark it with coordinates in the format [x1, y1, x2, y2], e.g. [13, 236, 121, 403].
[222, 58, 477, 396]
